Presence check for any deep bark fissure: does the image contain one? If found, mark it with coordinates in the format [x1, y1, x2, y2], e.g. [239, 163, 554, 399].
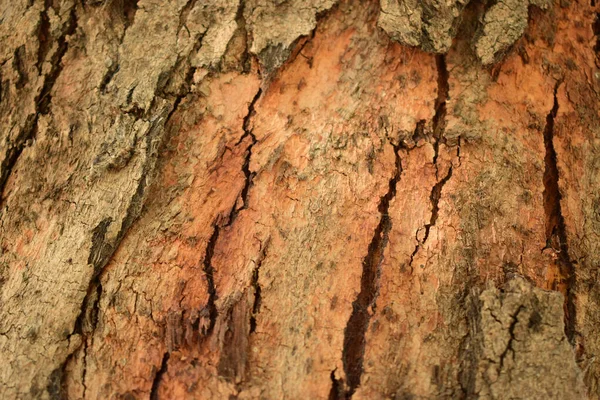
[341, 142, 403, 398]
[328, 369, 343, 400]
[250, 239, 269, 334]
[75, 280, 103, 399]
[424, 167, 454, 246]
[411, 119, 426, 143]
[431, 54, 449, 173]
[200, 225, 220, 336]
[197, 87, 263, 337]
[0, 70, 4, 104]
[408, 54, 453, 270]
[13, 46, 28, 90]
[234, 0, 251, 73]
[0, 114, 36, 202]
[457, 287, 481, 399]
[457, 136, 463, 166]
[149, 352, 170, 400]
[283, 22, 320, 69]
[58, 276, 102, 399]
[264, 1, 339, 73]
[542, 81, 576, 344]
[0, 6, 78, 203]
[234, 88, 262, 220]
[83, 282, 103, 397]
[37, 7, 78, 115]
[36, 0, 52, 74]
[99, 62, 120, 93]
[119, 0, 140, 32]
[65, 79, 194, 385]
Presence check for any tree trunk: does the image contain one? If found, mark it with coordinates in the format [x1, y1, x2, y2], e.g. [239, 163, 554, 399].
[1, 0, 599, 398]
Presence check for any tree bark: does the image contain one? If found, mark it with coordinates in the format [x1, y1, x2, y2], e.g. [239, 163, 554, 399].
[0, 0, 599, 399]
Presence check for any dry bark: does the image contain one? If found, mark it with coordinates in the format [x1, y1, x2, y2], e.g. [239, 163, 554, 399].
[0, 0, 599, 399]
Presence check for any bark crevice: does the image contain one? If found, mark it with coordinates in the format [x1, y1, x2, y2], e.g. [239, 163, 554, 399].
[408, 54, 453, 271]
[541, 81, 576, 344]
[235, 88, 262, 220]
[149, 352, 170, 400]
[341, 141, 403, 398]
[431, 54, 449, 175]
[328, 369, 343, 400]
[498, 304, 524, 370]
[120, 0, 140, 33]
[409, 166, 454, 270]
[250, 238, 269, 334]
[197, 86, 263, 338]
[200, 225, 220, 336]
[36, 0, 52, 74]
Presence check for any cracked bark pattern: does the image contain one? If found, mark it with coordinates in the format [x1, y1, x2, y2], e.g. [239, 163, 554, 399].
[0, 0, 599, 399]
[473, 277, 584, 399]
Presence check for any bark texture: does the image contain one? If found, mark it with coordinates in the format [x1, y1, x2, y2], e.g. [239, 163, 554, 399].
[0, 0, 599, 399]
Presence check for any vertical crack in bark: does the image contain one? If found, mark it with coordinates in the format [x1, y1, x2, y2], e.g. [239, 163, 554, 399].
[233, 88, 262, 221]
[0, 6, 78, 202]
[409, 166, 454, 269]
[498, 305, 524, 371]
[157, 31, 205, 100]
[431, 54, 449, 174]
[542, 81, 576, 344]
[36, 0, 51, 74]
[58, 277, 102, 399]
[328, 369, 343, 400]
[149, 352, 170, 400]
[250, 238, 269, 334]
[69, 280, 103, 399]
[201, 225, 220, 336]
[0, 115, 36, 201]
[408, 54, 453, 270]
[120, 0, 140, 32]
[197, 87, 263, 337]
[341, 142, 403, 398]
[37, 7, 77, 115]
[99, 62, 120, 94]
[234, 0, 251, 73]
[13, 46, 28, 90]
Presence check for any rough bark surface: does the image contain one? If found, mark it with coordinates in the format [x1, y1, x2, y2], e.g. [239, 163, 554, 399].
[0, 0, 599, 399]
